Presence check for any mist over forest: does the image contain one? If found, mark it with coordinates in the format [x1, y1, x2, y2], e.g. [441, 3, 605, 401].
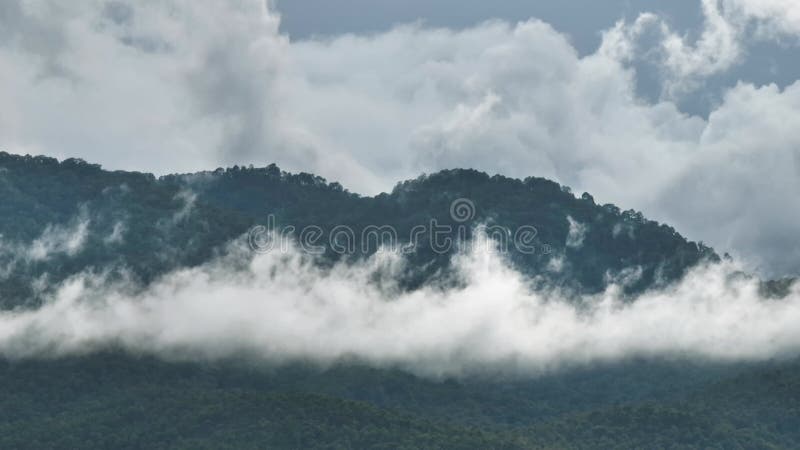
[0, 152, 797, 447]
[4, 0, 800, 447]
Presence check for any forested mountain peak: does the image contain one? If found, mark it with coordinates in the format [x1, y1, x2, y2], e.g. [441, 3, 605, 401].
[0, 151, 717, 307]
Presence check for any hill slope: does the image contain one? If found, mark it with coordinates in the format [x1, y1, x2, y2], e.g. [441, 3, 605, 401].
[2, 354, 799, 449]
[0, 151, 716, 307]
[1, 152, 799, 449]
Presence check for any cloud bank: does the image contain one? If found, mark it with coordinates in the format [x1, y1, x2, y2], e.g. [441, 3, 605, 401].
[1, 238, 799, 378]
[2, 0, 800, 274]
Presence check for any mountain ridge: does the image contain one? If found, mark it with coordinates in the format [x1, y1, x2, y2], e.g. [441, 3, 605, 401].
[0, 150, 719, 307]
[1, 151, 800, 449]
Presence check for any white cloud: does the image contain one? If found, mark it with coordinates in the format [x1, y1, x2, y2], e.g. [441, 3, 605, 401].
[664, 0, 741, 90]
[2, 0, 800, 274]
[168, 190, 197, 225]
[565, 216, 587, 249]
[724, 0, 800, 38]
[1, 239, 799, 378]
[27, 215, 90, 261]
[0, 210, 91, 278]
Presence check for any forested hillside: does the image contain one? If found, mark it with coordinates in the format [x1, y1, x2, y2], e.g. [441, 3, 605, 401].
[2, 354, 799, 449]
[0, 151, 716, 307]
[3, 152, 797, 449]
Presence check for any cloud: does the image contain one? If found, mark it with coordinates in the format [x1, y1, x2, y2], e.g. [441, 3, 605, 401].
[724, 0, 800, 38]
[0, 209, 90, 270]
[601, 0, 742, 99]
[2, 0, 800, 274]
[103, 221, 126, 245]
[0, 0, 288, 172]
[565, 216, 587, 249]
[27, 213, 90, 261]
[167, 190, 197, 225]
[0, 237, 799, 378]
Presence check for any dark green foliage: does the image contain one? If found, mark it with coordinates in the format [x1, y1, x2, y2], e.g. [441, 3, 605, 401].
[1, 354, 799, 449]
[0, 152, 717, 307]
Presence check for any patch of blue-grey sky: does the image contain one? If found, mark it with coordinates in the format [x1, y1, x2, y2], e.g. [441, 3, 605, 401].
[276, 0, 800, 116]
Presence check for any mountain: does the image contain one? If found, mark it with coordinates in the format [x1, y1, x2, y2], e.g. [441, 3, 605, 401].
[3, 151, 799, 449]
[0, 151, 716, 308]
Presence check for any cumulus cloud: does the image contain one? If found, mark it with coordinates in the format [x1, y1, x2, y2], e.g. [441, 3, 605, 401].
[2, 0, 800, 274]
[0, 238, 799, 378]
[601, 0, 742, 98]
[724, 0, 800, 38]
[0, 0, 287, 172]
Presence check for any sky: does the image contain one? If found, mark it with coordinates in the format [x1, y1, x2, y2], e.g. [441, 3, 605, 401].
[1, 0, 800, 275]
[277, 0, 706, 55]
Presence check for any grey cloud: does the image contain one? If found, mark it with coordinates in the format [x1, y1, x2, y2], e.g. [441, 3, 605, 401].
[0, 0, 75, 80]
[103, 1, 134, 25]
